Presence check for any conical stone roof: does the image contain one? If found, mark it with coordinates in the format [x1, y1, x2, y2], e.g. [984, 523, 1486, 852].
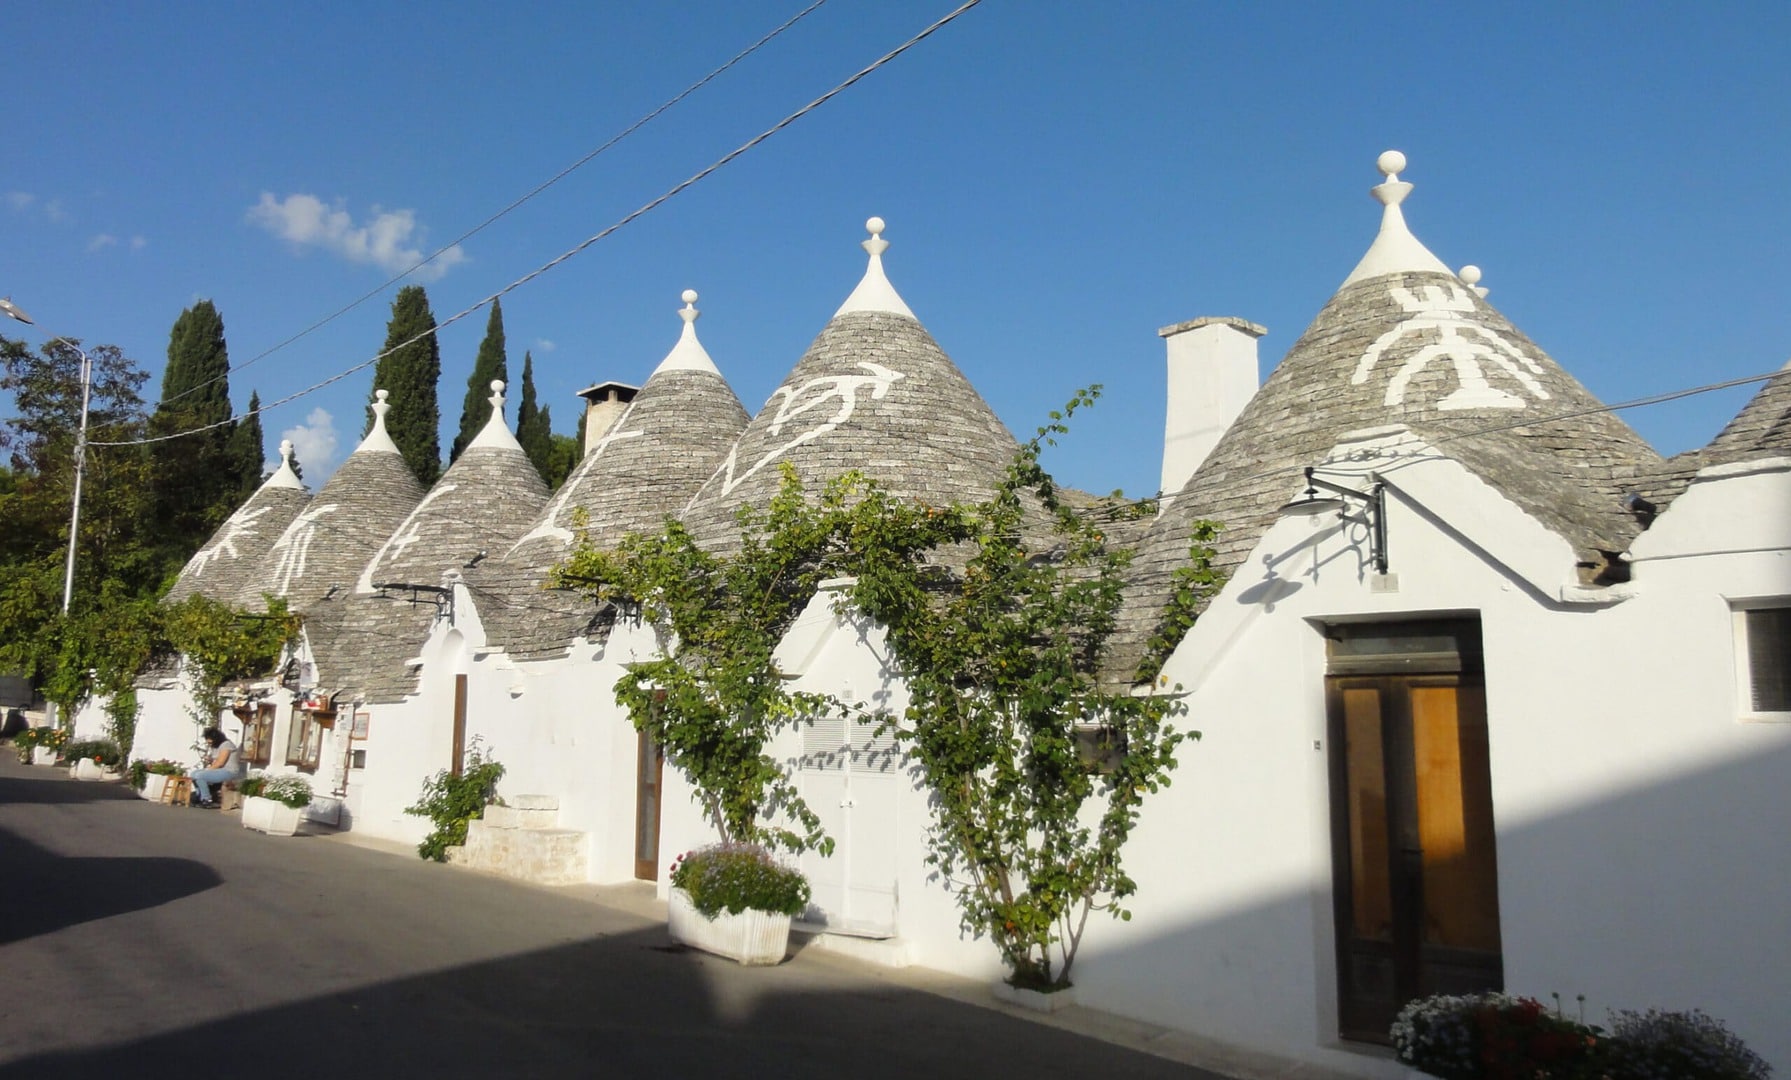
[1703, 360, 1791, 467]
[165, 440, 311, 605]
[1107, 154, 1662, 684]
[236, 391, 426, 613]
[680, 219, 1018, 549]
[313, 383, 551, 702]
[475, 291, 750, 662]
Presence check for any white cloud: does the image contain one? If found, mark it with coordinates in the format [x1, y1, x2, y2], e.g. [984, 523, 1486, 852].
[130, 235, 147, 251]
[43, 199, 67, 224]
[4, 192, 33, 212]
[277, 407, 341, 479]
[534, 338, 557, 353]
[87, 233, 117, 252]
[247, 192, 467, 281]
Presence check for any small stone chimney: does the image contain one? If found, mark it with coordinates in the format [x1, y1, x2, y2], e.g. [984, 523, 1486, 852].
[1158, 316, 1265, 498]
[576, 381, 640, 455]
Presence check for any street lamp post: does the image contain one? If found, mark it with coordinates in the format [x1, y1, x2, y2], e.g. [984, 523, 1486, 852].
[1, 296, 91, 614]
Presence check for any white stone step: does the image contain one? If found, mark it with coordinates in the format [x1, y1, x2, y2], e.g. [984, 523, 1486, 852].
[479, 802, 561, 830]
[447, 813, 588, 886]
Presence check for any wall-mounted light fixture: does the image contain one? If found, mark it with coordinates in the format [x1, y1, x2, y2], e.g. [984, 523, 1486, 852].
[1277, 466, 1389, 575]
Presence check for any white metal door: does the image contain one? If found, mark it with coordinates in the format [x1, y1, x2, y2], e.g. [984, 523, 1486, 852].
[797, 714, 899, 938]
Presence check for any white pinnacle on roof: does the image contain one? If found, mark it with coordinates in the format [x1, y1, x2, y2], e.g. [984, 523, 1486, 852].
[833, 216, 917, 319]
[468, 380, 525, 451]
[356, 389, 402, 454]
[651, 289, 722, 376]
[1340, 150, 1455, 287]
[263, 438, 305, 490]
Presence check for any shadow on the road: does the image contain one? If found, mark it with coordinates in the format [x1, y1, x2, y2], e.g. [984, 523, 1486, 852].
[0, 766, 140, 805]
[0, 922, 1219, 1080]
[0, 827, 222, 945]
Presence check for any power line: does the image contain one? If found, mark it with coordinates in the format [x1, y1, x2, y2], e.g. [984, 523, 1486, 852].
[146, 0, 834, 416]
[100, 0, 986, 449]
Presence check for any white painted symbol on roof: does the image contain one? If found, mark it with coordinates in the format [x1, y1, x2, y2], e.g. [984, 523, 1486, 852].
[268, 503, 341, 596]
[510, 401, 646, 555]
[359, 483, 459, 593]
[188, 504, 272, 575]
[713, 362, 906, 498]
[1350, 283, 1550, 410]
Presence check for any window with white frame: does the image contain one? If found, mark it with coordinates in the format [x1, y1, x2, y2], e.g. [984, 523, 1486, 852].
[1734, 602, 1790, 719]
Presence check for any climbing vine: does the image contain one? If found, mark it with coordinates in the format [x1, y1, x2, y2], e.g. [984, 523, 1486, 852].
[162, 593, 300, 726]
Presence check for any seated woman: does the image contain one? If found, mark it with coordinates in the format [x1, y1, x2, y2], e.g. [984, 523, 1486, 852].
[191, 726, 246, 808]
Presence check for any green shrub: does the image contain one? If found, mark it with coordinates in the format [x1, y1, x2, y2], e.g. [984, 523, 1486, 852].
[258, 774, 313, 809]
[404, 742, 504, 862]
[1602, 1008, 1770, 1080]
[128, 758, 186, 790]
[670, 843, 811, 918]
[62, 738, 123, 769]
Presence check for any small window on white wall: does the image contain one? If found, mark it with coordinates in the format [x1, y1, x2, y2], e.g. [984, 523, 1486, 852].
[1734, 603, 1791, 720]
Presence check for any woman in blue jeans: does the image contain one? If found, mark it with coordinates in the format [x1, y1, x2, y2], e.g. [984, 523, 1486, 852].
[191, 727, 245, 807]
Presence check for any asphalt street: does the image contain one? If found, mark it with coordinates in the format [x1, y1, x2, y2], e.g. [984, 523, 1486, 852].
[0, 754, 1228, 1079]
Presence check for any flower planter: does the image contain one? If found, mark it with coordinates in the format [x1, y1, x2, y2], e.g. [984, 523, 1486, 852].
[991, 980, 1079, 1014]
[139, 773, 171, 802]
[241, 795, 303, 836]
[31, 747, 57, 766]
[667, 887, 793, 966]
[72, 759, 109, 781]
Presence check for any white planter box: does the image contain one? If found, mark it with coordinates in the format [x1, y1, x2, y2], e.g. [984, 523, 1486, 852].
[72, 759, 108, 781]
[667, 887, 793, 966]
[139, 772, 171, 802]
[31, 747, 57, 766]
[991, 980, 1079, 1013]
[241, 795, 303, 836]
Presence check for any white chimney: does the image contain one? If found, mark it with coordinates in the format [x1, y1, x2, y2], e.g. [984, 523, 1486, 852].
[1158, 316, 1265, 499]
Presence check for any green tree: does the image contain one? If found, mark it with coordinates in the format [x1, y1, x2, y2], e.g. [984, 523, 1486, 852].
[162, 593, 299, 726]
[552, 466, 851, 856]
[0, 336, 161, 704]
[450, 299, 508, 463]
[368, 285, 442, 486]
[514, 350, 555, 483]
[150, 300, 238, 563]
[544, 432, 581, 489]
[227, 389, 266, 498]
[840, 388, 1220, 990]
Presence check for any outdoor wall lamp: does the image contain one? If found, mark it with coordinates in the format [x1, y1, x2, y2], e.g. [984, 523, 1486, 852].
[372, 581, 455, 622]
[1277, 466, 1389, 575]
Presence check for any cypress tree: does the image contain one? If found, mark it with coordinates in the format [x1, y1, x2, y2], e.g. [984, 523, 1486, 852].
[227, 390, 266, 498]
[368, 285, 442, 487]
[450, 299, 508, 463]
[150, 300, 237, 558]
[514, 350, 554, 484]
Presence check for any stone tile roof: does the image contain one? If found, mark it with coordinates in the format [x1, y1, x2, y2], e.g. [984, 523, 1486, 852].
[165, 484, 311, 605]
[475, 366, 749, 663]
[1107, 268, 1662, 685]
[235, 447, 426, 613]
[315, 442, 550, 704]
[1702, 360, 1791, 466]
[679, 310, 1019, 550]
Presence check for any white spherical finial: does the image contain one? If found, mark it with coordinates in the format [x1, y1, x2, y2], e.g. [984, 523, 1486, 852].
[279, 439, 294, 458]
[1459, 265, 1482, 286]
[866, 216, 886, 236]
[489, 379, 505, 394]
[1377, 150, 1407, 179]
[681, 288, 698, 305]
[375, 389, 390, 404]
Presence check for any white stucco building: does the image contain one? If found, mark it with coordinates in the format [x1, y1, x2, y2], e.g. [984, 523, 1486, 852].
[122, 154, 1790, 1077]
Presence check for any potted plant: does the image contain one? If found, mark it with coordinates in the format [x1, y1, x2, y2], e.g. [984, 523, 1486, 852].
[129, 759, 187, 801]
[13, 726, 69, 766]
[667, 844, 810, 965]
[62, 738, 123, 781]
[241, 774, 311, 836]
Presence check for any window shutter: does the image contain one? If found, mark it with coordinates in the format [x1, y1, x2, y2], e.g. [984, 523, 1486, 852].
[800, 716, 847, 771]
[1746, 608, 1791, 712]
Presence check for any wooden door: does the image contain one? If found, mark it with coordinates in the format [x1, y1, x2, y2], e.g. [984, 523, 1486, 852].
[634, 731, 664, 881]
[1327, 624, 1502, 1042]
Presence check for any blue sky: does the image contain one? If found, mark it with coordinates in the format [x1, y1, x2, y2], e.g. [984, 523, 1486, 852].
[4, 1, 1787, 497]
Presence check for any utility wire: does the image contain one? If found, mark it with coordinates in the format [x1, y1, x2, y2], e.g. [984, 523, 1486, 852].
[146, 0, 833, 415]
[101, 0, 986, 448]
